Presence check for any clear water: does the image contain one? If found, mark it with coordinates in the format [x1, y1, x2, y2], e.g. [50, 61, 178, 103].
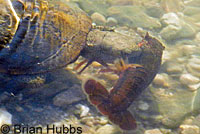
[0, 0, 200, 134]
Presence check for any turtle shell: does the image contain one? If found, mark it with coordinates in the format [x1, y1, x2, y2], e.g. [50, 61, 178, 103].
[0, 0, 92, 75]
[0, 0, 19, 50]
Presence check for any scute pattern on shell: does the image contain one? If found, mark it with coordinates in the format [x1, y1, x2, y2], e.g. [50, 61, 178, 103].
[0, 0, 19, 50]
[0, 0, 92, 75]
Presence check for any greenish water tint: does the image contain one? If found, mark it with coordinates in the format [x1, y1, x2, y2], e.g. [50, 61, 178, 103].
[74, 0, 200, 133]
[0, 0, 200, 134]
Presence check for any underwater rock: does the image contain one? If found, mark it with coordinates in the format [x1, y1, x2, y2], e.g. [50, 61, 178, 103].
[160, 12, 196, 41]
[180, 45, 198, 55]
[160, 128, 172, 134]
[188, 83, 200, 91]
[98, 117, 109, 125]
[183, 6, 200, 16]
[91, 12, 106, 25]
[187, 63, 200, 76]
[195, 32, 200, 42]
[161, 12, 181, 27]
[77, 0, 109, 16]
[177, 23, 196, 39]
[191, 87, 200, 112]
[161, 22, 196, 41]
[106, 0, 133, 6]
[179, 125, 199, 134]
[186, 57, 200, 77]
[152, 87, 196, 128]
[151, 75, 200, 128]
[153, 73, 169, 87]
[138, 101, 149, 111]
[75, 104, 90, 117]
[160, 0, 184, 12]
[53, 85, 86, 107]
[180, 73, 200, 91]
[106, 17, 118, 26]
[82, 116, 109, 126]
[185, 0, 200, 7]
[160, 25, 180, 41]
[166, 63, 183, 74]
[162, 51, 171, 63]
[80, 116, 95, 127]
[191, 114, 200, 128]
[0, 109, 12, 126]
[161, 116, 183, 128]
[96, 124, 120, 134]
[145, 5, 164, 18]
[107, 6, 161, 29]
[80, 116, 110, 128]
[144, 129, 163, 134]
[180, 74, 200, 86]
[20, 70, 80, 99]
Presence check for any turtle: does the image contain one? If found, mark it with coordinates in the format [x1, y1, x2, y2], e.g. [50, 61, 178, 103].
[0, 0, 143, 94]
[0, 0, 165, 130]
[0, 0, 142, 77]
[0, 0, 93, 75]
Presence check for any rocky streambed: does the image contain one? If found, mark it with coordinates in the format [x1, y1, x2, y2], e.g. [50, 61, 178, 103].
[0, 0, 200, 134]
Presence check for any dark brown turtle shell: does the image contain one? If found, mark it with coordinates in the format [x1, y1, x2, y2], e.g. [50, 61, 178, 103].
[0, 0, 92, 75]
[0, 0, 19, 51]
